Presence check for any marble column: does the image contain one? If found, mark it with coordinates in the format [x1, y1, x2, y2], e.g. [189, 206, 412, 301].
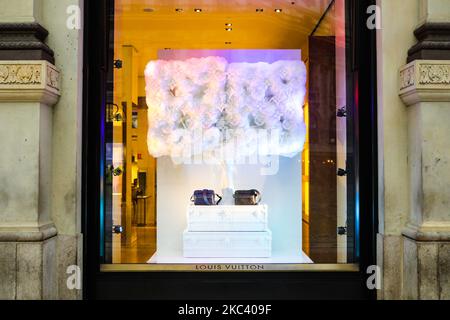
[0, 60, 60, 299]
[399, 59, 450, 300]
[0, 0, 61, 300]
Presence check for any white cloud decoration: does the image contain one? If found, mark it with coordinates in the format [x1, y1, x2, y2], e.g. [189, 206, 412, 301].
[145, 56, 307, 161]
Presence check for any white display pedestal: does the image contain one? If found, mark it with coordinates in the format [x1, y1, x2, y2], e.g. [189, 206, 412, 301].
[149, 156, 307, 263]
[183, 205, 271, 258]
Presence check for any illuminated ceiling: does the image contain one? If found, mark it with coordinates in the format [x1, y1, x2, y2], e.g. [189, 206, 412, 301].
[115, 0, 335, 73]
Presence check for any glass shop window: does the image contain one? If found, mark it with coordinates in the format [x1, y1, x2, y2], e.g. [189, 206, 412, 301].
[102, 0, 357, 269]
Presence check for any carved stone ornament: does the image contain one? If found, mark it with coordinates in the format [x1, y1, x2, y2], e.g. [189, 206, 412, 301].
[0, 60, 60, 105]
[0, 64, 42, 85]
[399, 60, 450, 106]
[419, 64, 450, 85]
[400, 65, 416, 90]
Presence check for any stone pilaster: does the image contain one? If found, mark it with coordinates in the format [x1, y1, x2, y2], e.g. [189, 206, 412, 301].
[0, 60, 60, 299]
[399, 59, 450, 300]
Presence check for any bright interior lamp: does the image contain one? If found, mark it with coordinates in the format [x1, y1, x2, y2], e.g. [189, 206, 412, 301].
[144, 56, 307, 161]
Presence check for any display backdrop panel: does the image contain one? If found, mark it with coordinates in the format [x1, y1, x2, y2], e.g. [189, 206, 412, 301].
[148, 50, 309, 263]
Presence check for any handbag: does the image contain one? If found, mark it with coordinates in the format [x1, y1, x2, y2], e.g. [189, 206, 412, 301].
[234, 189, 261, 205]
[191, 189, 222, 206]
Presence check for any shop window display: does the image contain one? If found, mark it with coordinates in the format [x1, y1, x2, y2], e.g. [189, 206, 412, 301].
[102, 0, 355, 269]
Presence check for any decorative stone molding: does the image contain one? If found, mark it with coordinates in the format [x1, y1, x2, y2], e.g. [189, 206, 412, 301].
[46, 64, 59, 90]
[400, 64, 416, 90]
[399, 60, 450, 106]
[408, 23, 450, 62]
[403, 223, 450, 242]
[0, 23, 55, 64]
[0, 60, 60, 105]
[0, 223, 58, 242]
[0, 64, 42, 84]
[419, 63, 450, 85]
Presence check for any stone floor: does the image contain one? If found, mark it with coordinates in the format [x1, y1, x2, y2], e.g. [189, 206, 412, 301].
[120, 226, 156, 263]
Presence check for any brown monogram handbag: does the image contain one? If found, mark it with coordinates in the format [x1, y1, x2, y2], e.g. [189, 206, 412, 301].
[234, 190, 261, 205]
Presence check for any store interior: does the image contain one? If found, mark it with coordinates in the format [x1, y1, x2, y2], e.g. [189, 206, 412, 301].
[104, 0, 348, 265]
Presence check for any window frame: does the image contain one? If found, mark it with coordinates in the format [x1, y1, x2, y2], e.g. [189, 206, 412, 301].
[82, 0, 378, 299]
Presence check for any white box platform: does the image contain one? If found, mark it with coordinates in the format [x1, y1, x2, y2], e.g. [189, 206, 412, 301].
[187, 205, 268, 232]
[183, 230, 272, 258]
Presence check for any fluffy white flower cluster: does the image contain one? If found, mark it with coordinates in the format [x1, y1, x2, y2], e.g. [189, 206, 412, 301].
[145, 56, 307, 160]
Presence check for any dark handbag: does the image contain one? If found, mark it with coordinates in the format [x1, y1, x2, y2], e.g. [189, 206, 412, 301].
[191, 189, 222, 206]
[234, 189, 261, 205]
